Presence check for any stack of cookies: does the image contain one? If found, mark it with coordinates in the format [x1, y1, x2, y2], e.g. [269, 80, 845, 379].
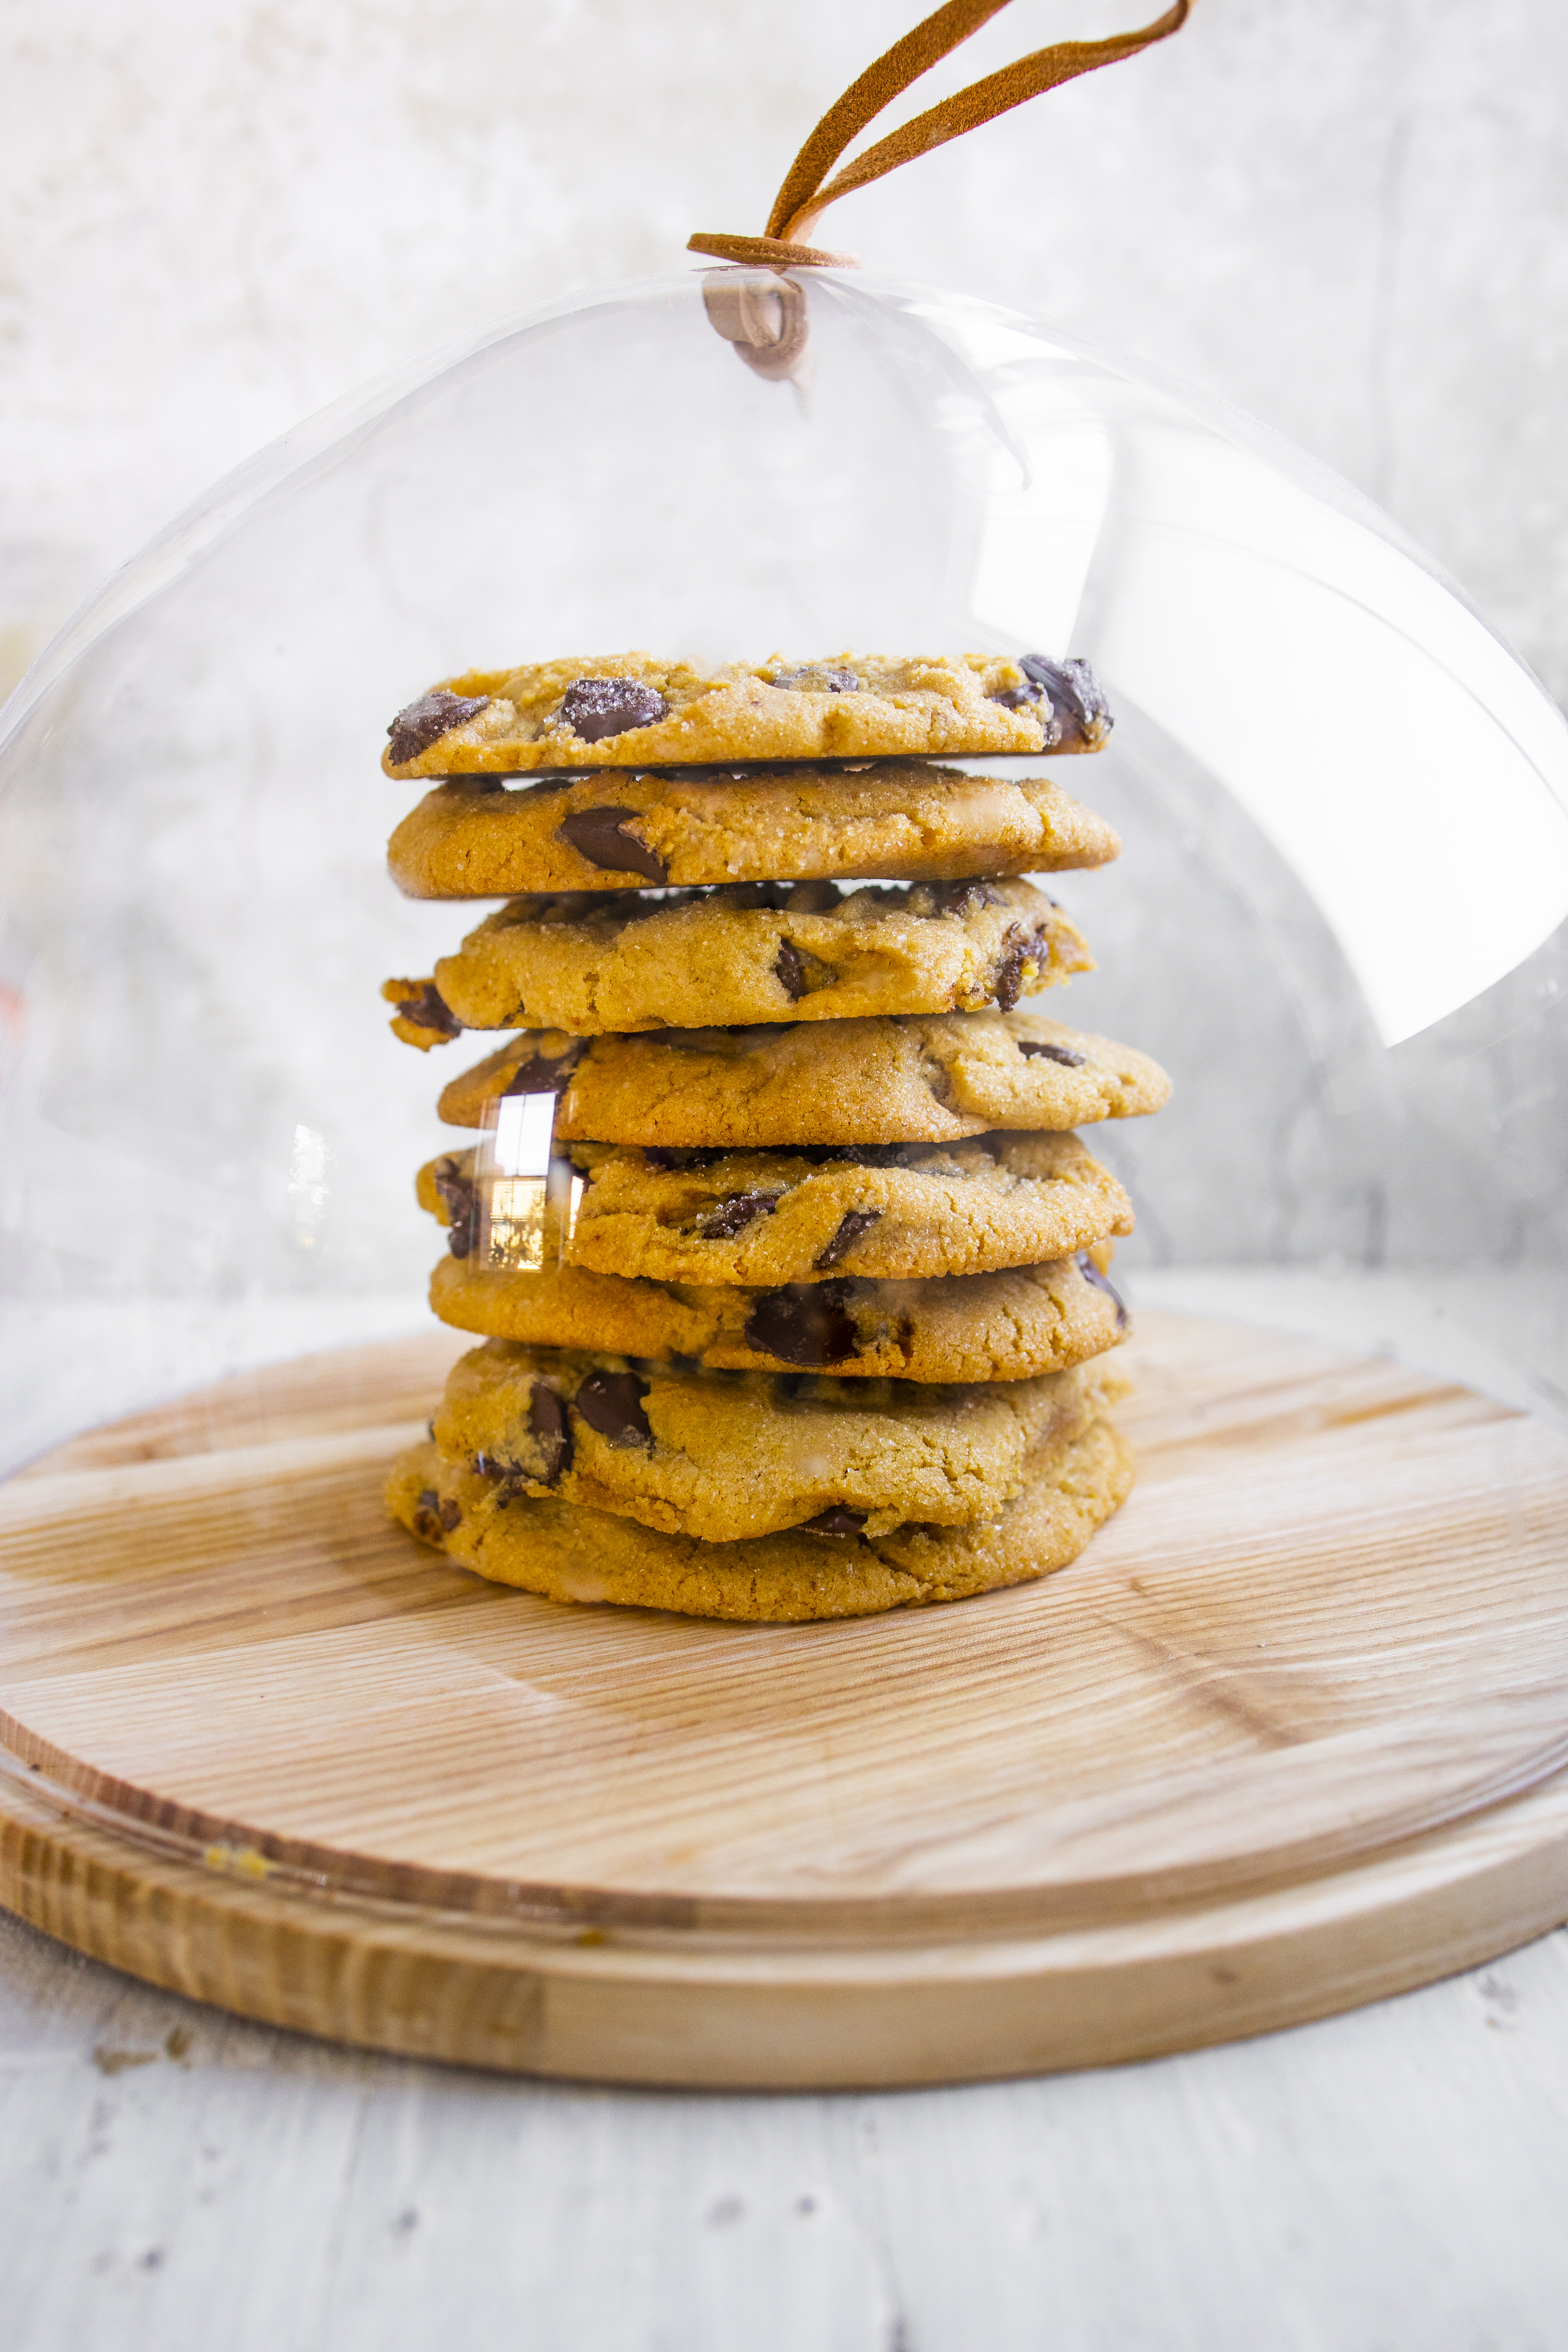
[380, 652, 1169, 1622]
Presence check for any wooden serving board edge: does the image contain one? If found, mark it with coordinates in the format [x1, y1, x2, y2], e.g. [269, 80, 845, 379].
[5, 1763, 1568, 2089]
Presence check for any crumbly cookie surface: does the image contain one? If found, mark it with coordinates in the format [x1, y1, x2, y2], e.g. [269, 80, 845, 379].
[420, 1130, 1131, 1285]
[381, 652, 1113, 779]
[435, 1012, 1170, 1144]
[387, 764, 1121, 897]
[387, 1414, 1133, 1621]
[426, 1248, 1126, 1381]
[398, 879, 1089, 1038]
[426, 1339, 1123, 1542]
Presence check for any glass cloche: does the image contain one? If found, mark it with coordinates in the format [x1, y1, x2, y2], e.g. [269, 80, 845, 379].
[4, 266, 1565, 1464]
[5, 268, 1568, 2077]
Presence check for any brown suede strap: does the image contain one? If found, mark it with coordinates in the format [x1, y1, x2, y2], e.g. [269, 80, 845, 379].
[689, 0, 1191, 269]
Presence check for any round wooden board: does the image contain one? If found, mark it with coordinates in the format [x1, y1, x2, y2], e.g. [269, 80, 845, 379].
[3, 1309, 1568, 2088]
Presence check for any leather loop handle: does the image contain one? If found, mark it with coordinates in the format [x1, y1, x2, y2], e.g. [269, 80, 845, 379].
[689, 0, 1190, 264]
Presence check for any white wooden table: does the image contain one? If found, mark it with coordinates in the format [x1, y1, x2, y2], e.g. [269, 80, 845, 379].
[4, 1903, 1565, 2351]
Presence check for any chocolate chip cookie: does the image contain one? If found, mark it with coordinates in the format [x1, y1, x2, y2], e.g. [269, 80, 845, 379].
[387, 763, 1121, 897]
[392, 879, 1089, 1038]
[420, 1129, 1131, 1284]
[426, 1247, 1127, 1381]
[387, 1412, 1133, 1621]
[426, 1337, 1125, 1541]
[434, 1012, 1170, 1144]
[381, 652, 1112, 778]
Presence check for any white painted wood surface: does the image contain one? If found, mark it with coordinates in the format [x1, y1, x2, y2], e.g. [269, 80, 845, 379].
[3, 1902, 1566, 2350]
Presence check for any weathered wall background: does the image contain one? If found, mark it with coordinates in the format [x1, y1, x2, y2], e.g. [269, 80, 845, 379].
[3, 0, 1566, 705]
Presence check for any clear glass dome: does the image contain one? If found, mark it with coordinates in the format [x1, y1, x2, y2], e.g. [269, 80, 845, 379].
[4, 265, 1566, 1467]
[7, 264, 1568, 2054]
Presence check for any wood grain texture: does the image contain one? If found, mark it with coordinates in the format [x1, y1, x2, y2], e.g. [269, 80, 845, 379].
[2, 1310, 1567, 2087]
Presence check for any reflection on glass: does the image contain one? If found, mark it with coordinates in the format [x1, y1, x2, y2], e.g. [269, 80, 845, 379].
[477, 1092, 576, 1272]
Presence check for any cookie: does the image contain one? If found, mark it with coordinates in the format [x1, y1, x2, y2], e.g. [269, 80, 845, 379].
[393, 879, 1090, 1040]
[419, 1130, 1132, 1285]
[426, 1248, 1127, 1381]
[386, 763, 1121, 897]
[435, 1013, 1170, 1144]
[387, 1413, 1133, 1622]
[429, 1339, 1125, 1541]
[381, 652, 1113, 779]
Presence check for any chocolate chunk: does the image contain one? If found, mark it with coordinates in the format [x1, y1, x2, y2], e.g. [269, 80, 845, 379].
[744, 1281, 858, 1367]
[501, 1041, 583, 1096]
[992, 924, 1047, 1012]
[438, 1497, 462, 1532]
[559, 677, 670, 742]
[413, 1487, 446, 1542]
[988, 680, 1042, 710]
[694, 1191, 780, 1240]
[1077, 1250, 1130, 1328]
[1019, 654, 1113, 746]
[395, 982, 462, 1039]
[774, 939, 808, 1001]
[813, 1208, 881, 1270]
[528, 1383, 573, 1485]
[920, 879, 1003, 919]
[769, 667, 862, 693]
[801, 1506, 869, 1537]
[558, 808, 669, 883]
[1019, 1038, 1086, 1068]
[388, 690, 491, 765]
[432, 1156, 480, 1259]
[573, 1368, 653, 1447]
[472, 1452, 530, 1505]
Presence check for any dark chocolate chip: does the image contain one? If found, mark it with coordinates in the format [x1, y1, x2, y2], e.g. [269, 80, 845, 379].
[1019, 654, 1113, 745]
[1018, 1038, 1086, 1068]
[438, 1497, 462, 1532]
[744, 1281, 858, 1367]
[558, 808, 669, 884]
[574, 1368, 652, 1447]
[694, 1191, 780, 1240]
[992, 924, 1048, 1012]
[801, 1506, 869, 1537]
[432, 1156, 480, 1258]
[501, 1041, 584, 1097]
[473, 1452, 530, 1504]
[1076, 1250, 1130, 1328]
[527, 1383, 573, 1485]
[769, 668, 862, 693]
[813, 1208, 881, 1270]
[774, 939, 808, 1001]
[921, 879, 1003, 918]
[559, 677, 670, 742]
[395, 983, 462, 1039]
[388, 690, 491, 765]
[988, 680, 1043, 710]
